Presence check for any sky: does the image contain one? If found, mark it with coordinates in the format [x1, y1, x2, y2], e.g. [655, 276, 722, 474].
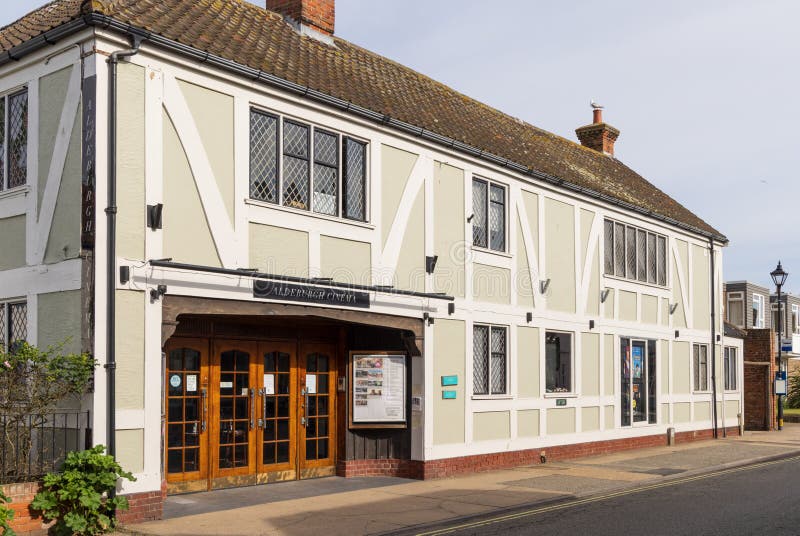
[3, 1, 800, 292]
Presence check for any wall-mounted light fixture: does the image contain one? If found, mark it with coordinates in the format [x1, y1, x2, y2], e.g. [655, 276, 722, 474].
[426, 255, 439, 274]
[526, 312, 533, 323]
[674, 330, 680, 339]
[589, 319, 595, 330]
[539, 279, 551, 294]
[423, 312, 435, 326]
[119, 266, 130, 285]
[448, 303, 455, 315]
[669, 303, 679, 315]
[150, 284, 167, 302]
[466, 213, 474, 223]
[600, 289, 610, 303]
[146, 203, 163, 230]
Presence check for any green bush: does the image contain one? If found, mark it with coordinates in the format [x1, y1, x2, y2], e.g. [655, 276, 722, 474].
[786, 370, 800, 409]
[0, 490, 14, 536]
[30, 446, 135, 536]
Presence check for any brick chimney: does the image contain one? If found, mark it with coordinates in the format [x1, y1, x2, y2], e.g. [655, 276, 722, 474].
[266, 0, 335, 37]
[575, 105, 620, 157]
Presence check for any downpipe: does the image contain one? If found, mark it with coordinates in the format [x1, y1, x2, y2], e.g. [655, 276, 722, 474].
[709, 238, 719, 439]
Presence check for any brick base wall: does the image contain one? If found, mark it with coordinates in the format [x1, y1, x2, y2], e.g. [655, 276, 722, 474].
[116, 480, 167, 525]
[1, 482, 48, 536]
[338, 426, 741, 480]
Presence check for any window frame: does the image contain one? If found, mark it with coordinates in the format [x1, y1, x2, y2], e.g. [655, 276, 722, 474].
[726, 291, 745, 328]
[793, 304, 799, 334]
[619, 337, 658, 426]
[0, 87, 29, 192]
[723, 346, 738, 392]
[752, 293, 765, 328]
[545, 330, 574, 395]
[692, 343, 710, 392]
[0, 300, 28, 352]
[471, 176, 507, 254]
[248, 107, 369, 223]
[472, 323, 509, 397]
[603, 218, 668, 287]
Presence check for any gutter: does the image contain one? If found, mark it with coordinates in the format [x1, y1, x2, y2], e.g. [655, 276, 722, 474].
[0, 13, 728, 246]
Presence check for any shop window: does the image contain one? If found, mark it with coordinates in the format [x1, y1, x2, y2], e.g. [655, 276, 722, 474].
[604, 218, 667, 286]
[0, 301, 27, 352]
[545, 331, 572, 393]
[472, 178, 506, 252]
[724, 346, 737, 391]
[0, 89, 28, 191]
[693, 343, 709, 391]
[473, 324, 507, 395]
[620, 338, 657, 426]
[249, 108, 367, 222]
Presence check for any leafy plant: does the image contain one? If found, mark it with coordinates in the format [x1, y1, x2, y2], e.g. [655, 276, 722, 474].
[0, 490, 14, 536]
[30, 446, 135, 536]
[786, 369, 800, 409]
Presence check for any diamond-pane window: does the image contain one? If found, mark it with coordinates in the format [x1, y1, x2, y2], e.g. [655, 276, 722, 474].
[625, 226, 636, 279]
[614, 223, 625, 277]
[647, 233, 657, 284]
[472, 178, 505, 253]
[0, 98, 5, 191]
[1, 302, 27, 351]
[472, 179, 487, 248]
[343, 138, 366, 221]
[473, 324, 507, 396]
[489, 184, 506, 251]
[604, 218, 668, 286]
[0, 305, 5, 350]
[7, 90, 27, 189]
[473, 325, 489, 395]
[313, 130, 338, 216]
[283, 121, 309, 210]
[490, 327, 507, 394]
[637, 229, 647, 282]
[249, 110, 279, 203]
[604, 219, 614, 275]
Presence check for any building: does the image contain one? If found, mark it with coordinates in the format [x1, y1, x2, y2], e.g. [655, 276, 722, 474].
[0, 0, 743, 521]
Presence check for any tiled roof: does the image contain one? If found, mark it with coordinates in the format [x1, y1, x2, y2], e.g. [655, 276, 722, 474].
[1, 0, 724, 239]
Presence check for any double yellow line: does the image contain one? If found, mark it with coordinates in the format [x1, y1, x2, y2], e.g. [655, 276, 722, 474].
[414, 455, 800, 536]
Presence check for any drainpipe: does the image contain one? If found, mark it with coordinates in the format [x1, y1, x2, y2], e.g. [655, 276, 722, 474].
[106, 35, 142, 471]
[709, 237, 718, 439]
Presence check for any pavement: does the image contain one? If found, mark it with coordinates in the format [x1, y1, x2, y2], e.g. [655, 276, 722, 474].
[119, 424, 800, 536]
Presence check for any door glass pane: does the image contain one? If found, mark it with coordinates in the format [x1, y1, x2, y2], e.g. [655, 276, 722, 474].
[304, 352, 332, 462]
[647, 341, 657, 424]
[166, 348, 202, 474]
[632, 341, 646, 422]
[620, 338, 630, 427]
[262, 351, 291, 467]
[219, 350, 250, 470]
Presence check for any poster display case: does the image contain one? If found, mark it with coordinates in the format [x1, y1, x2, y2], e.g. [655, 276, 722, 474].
[349, 351, 407, 428]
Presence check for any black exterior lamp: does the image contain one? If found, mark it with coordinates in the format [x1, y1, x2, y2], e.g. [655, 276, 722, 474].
[770, 261, 788, 430]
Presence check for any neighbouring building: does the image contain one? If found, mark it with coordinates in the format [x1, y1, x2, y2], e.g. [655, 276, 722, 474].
[0, 0, 743, 523]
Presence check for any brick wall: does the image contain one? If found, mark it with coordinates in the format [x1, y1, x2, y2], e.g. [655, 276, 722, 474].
[116, 480, 166, 525]
[743, 328, 776, 430]
[1, 482, 48, 536]
[266, 0, 335, 35]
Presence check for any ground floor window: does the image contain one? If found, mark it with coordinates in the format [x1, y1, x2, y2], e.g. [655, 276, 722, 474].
[473, 324, 507, 395]
[620, 338, 656, 425]
[693, 344, 709, 392]
[545, 331, 572, 393]
[724, 346, 738, 391]
[0, 300, 27, 352]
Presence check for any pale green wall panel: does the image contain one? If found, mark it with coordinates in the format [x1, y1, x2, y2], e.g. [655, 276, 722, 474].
[544, 198, 575, 313]
[433, 162, 465, 297]
[521, 190, 539, 257]
[547, 407, 576, 434]
[661, 403, 670, 424]
[38, 66, 71, 213]
[581, 332, 599, 397]
[38, 290, 81, 354]
[694, 401, 711, 421]
[116, 63, 145, 260]
[163, 111, 221, 267]
[115, 429, 144, 473]
[660, 340, 670, 395]
[516, 217, 534, 308]
[433, 319, 465, 445]
[725, 400, 739, 419]
[661, 298, 670, 326]
[473, 411, 510, 441]
[586, 244, 600, 316]
[44, 107, 82, 264]
[249, 223, 308, 276]
[604, 405, 614, 429]
[394, 187, 425, 292]
[619, 290, 637, 322]
[115, 290, 145, 410]
[603, 289, 615, 319]
[579, 209, 594, 269]
[672, 256, 687, 328]
[692, 245, 710, 330]
[673, 342, 691, 394]
[473, 263, 510, 305]
[177, 79, 235, 224]
[320, 235, 371, 285]
[381, 145, 418, 248]
[517, 409, 539, 437]
[603, 334, 614, 396]
[641, 294, 658, 324]
[674, 402, 691, 423]
[581, 406, 600, 432]
[517, 326, 540, 398]
[0, 216, 26, 270]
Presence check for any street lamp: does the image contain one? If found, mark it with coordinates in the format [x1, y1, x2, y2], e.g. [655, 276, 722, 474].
[770, 261, 788, 431]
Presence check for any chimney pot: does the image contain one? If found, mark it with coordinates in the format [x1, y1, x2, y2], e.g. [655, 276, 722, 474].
[576, 106, 620, 157]
[266, 0, 335, 37]
[592, 108, 603, 124]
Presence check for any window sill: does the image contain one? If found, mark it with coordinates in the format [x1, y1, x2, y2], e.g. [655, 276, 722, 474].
[544, 392, 578, 399]
[245, 198, 374, 230]
[471, 394, 512, 401]
[0, 185, 29, 200]
[471, 245, 511, 259]
[602, 273, 669, 291]
[692, 390, 712, 395]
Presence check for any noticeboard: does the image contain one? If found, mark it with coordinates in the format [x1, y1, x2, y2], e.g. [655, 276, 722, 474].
[349, 352, 407, 428]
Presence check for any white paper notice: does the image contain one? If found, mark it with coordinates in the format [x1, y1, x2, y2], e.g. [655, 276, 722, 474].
[264, 374, 275, 395]
[186, 375, 198, 392]
[306, 374, 317, 394]
[220, 381, 233, 389]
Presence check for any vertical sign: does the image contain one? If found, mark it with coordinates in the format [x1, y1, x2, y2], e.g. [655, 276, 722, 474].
[81, 75, 96, 250]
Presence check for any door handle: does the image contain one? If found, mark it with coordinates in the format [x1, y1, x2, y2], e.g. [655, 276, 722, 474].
[258, 388, 267, 429]
[301, 387, 308, 427]
[200, 388, 208, 433]
[250, 388, 256, 430]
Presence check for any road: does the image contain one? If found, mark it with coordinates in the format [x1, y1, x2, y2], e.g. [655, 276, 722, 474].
[402, 456, 800, 536]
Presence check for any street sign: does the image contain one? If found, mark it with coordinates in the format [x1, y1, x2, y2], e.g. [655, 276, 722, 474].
[776, 371, 787, 395]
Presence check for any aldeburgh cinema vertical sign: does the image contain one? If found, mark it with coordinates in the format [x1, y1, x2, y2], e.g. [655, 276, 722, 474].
[253, 280, 370, 309]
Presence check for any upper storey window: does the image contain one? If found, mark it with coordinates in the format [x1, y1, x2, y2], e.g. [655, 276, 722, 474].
[0, 89, 28, 191]
[752, 293, 765, 328]
[249, 109, 367, 222]
[472, 177, 506, 252]
[604, 218, 667, 286]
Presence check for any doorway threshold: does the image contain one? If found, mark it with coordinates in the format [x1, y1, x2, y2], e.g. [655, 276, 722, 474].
[164, 475, 412, 519]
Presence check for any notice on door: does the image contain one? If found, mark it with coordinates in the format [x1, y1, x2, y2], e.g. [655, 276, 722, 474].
[351, 353, 406, 424]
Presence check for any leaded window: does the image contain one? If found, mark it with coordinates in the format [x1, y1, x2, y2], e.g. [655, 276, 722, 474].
[0, 301, 27, 352]
[545, 331, 572, 393]
[0, 89, 28, 191]
[473, 324, 507, 395]
[724, 346, 737, 391]
[604, 218, 668, 286]
[249, 108, 368, 222]
[693, 343, 709, 392]
[472, 178, 505, 252]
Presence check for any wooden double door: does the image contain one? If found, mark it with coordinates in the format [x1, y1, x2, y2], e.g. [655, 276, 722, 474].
[165, 338, 337, 492]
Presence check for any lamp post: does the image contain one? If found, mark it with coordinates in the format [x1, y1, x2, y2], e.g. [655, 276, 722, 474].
[771, 261, 788, 431]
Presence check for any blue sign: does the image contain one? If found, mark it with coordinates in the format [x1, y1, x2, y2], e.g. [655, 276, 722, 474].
[776, 371, 787, 381]
[442, 390, 457, 399]
[441, 375, 458, 386]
